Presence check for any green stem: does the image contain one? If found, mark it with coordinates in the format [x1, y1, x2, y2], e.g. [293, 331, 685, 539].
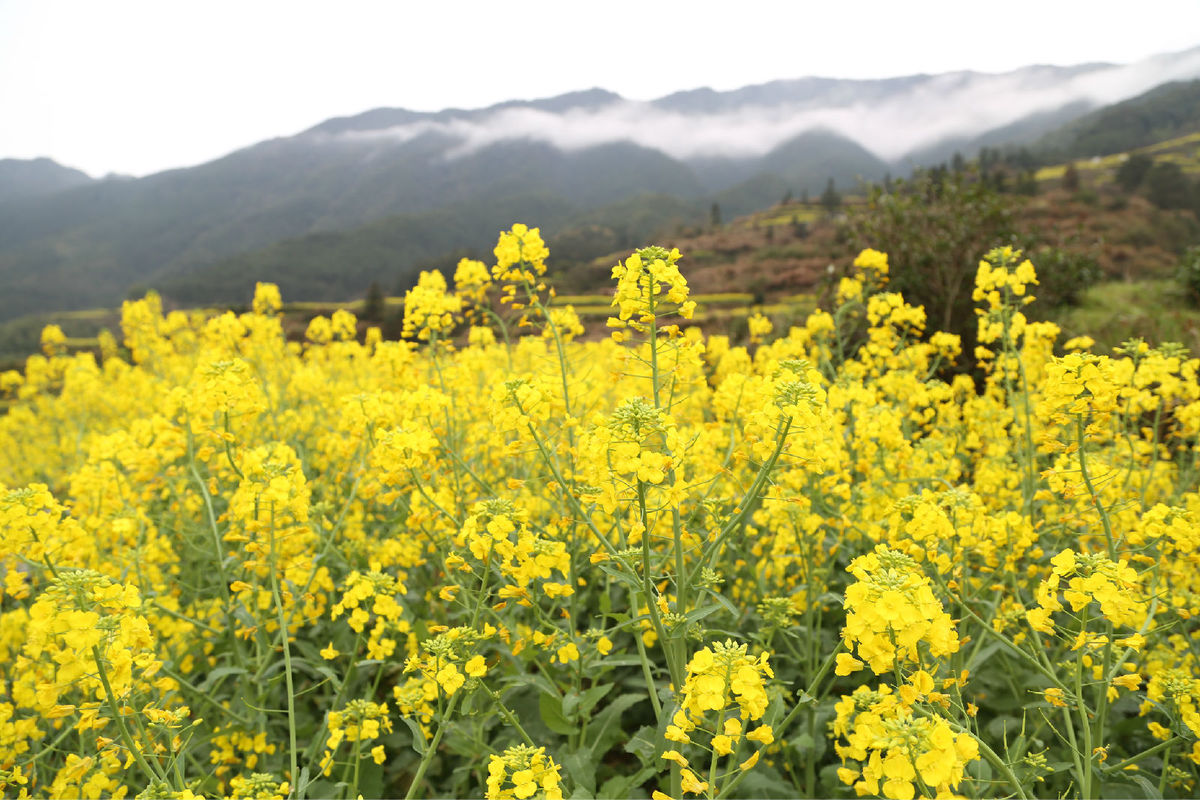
[403, 693, 461, 800]
[267, 508, 299, 797]
[634, 634, 664, 722]
[1076, 417, 1114, 558]
[93, 645, 169, 786]
[698, 416, 792, 572]
[481, 683, 536, 747]
[1104, 736, 1182, 773]
[1075, 607, 1094, 800]
[638, 481, 682, 691]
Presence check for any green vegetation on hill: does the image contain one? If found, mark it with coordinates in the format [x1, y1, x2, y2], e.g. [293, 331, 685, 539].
[1036, 80, 1200, 159]
[1057, 279, 1200, 354]
[160, 192, 705, 307]
[7, 98, 1200, 369]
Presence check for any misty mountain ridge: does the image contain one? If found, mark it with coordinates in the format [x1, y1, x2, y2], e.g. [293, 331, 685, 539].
[2, 45, 1200, 322]
[0, 157, 94, 204]
[304, 47, 1200, 164]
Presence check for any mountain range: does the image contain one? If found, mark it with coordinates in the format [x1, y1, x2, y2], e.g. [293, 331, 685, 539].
[2, 45, 1200, 321]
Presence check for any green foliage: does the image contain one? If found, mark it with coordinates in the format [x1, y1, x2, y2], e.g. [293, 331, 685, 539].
[1115, 153, 1154, 192]
[1028, 246, 1102, 308]
[1061, 162, 1080, 192]
[158, 192, 702, 307]
[1144, 161, 1194, 210]
[1015, 170, 1039, 196]
[1177, 245, 1200, 305]
[1036, 79, 1200, 158]
[362, 281, 385, 323]
[820, 178, 841, 214]
[1056, 278, 1200, 354]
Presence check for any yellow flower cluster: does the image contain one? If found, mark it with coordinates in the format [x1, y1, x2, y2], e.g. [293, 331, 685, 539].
[841, 546, 960, 674]
[455, 500, 572, 601]
[972, 246, 1038, 308]
[20, 570, 166, 716]
[661, 641, 775, 794]
[607, 245, 696, 339]
[228, 772, 289, 800]
[330, 568, 411, 660]
[403, 626, 489, 699]
[492, 224, 550, 306]
[1037, 352, 1121, 426]
[454, 257, 493, 306]
[854, 247, 890, 281]
[320, 699, 393, 776]
[833, 683, 979, 800]
[485, 744, 564, 800]
[402, 270, 463, 340]
[577, 397, 682, 513]
[747, 313, 773, 345]
[251, 282, 282, 316]
[1026, 549, 1147, 632]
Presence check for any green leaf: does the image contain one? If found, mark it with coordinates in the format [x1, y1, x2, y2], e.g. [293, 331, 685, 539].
[702, 588, 741, 620]
[562, 689, 580, 719]
[200, 666, 246, 691]
[680, 602, 725, 627]
[584, 693, 644, 761]
[539, 691, 578, 736]
[965, 640, 1003, 671]
[293, 766, 311, 800]
[1125, 774, 1163, 799]
[596, 560, 640, 589]
[502, 670, 562, 700]
[624, 725, 658, 765]
[591, 656, 644, 669]
[399, 716, 427, 755]
[576, 683, 615, 718]
[561, 750, 597, 795]
[598, 765, 657, 799]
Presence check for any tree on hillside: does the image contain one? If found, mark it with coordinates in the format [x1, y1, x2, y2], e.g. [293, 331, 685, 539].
[1178, 245, 1200, 305]
[1144, 161, 1192, 209]
[710, 202, 722, 228]
[1115, 153, 1153, 192]
[820, 178, 841, 214]
[363, 280, 385, 322]
[841, 168, 1018, 367]
[1016, 170, 1039, 196]
[1061, 162, 1080, 192]
[792, 216, 809, 239]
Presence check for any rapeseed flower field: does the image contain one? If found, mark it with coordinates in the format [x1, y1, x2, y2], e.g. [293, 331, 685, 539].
[1, 225, 1199, 799]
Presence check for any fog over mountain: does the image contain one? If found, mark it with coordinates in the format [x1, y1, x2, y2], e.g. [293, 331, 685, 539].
[310, 46, 1200, 163]
[2, 45, 1200, 323]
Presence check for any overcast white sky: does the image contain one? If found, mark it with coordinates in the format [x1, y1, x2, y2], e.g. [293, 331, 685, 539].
[2, 0, 1199, 177]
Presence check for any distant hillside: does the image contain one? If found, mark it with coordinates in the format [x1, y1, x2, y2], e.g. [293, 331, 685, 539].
[2, 46, 1200, 321]
[6, 139, 1200, 364]
[904, 101, 1095, 167]
[160, 192, 705, 305]
[0, 158, 92, 203]
[1037, 79, 1200, 158]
